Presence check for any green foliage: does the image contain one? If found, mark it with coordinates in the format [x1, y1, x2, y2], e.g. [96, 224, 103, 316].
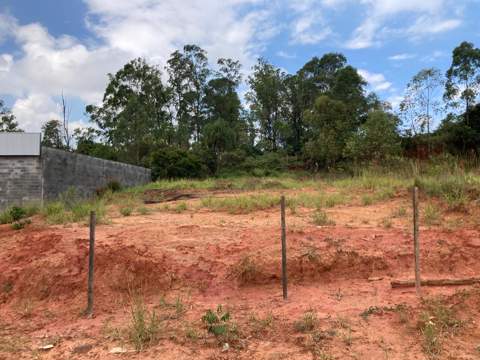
[0, 99, 22, 132]
[87, 57, 172, 164]
[345, 110, 401, 162]
[202, 305, 237, 341]
[444, 41, 480, 118]
[150, 147, 208, 180]
[120, 206, 133, 216]
[41, 119, 65, 149]
[305, 96, 354, 168]
[11, 219, 31, 230]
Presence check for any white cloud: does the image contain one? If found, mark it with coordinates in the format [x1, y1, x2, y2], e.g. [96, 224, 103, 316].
[346, 0, 462, 49]
[288, 0, 333, 45]
[388, 53, 416, 61]
[276, 50, 296, 59]
[358, 69, 392, 92]
[0, 1, 281, 131]
[11, 94, 61, 132]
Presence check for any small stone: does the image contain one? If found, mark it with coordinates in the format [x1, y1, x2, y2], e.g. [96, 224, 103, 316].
[72, 343, 93, 354]
[109, 346, 128, 354]
[368, 276, 383, 282]
[38, 344, 54, 351]
[222, 343, 229, 352]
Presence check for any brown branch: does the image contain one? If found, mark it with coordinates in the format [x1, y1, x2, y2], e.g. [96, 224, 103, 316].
[391, 278, 480, 288]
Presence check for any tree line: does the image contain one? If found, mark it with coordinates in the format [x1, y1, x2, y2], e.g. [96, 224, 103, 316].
[1, 41, 480, 178]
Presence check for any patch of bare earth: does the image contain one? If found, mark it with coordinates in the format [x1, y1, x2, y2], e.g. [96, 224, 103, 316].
[1, 192, 480, 359]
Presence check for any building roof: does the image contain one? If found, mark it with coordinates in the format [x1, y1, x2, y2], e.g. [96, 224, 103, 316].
[0, 132, 41, 156]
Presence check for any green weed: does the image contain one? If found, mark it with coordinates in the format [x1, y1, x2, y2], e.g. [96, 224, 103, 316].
[312, 210, 335, 226]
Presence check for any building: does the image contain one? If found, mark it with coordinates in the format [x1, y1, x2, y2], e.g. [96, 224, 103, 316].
[0, 132, 151, 210]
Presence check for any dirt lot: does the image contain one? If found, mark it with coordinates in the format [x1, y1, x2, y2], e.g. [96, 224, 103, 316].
[1, 187, 480, 359]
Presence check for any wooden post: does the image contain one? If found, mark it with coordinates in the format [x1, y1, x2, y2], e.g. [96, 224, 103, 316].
[86, 211, 96, 316]
[413, 186, 421, 296]
[280, 196, 288, 300]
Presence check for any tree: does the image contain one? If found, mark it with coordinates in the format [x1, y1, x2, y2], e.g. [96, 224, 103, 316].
[329, 65, 368, 124]
[166, 44, 210, 145]
[444, 41, 480, 124]
[87, 58, 172, 165]
[298, 53, 347, 109]
[60, 92, 72, 149]
[0, 99, 22, 132]
[246, 58, 285, 152]
[304, 96, 353, 168]
[73, 127, 118, 160]
[204, 58, 242, 126]
[41, 120, 64, 148]
[401, 68, 444, 135]
[202, 118, 236, 156]
[345, 110, 401, 162]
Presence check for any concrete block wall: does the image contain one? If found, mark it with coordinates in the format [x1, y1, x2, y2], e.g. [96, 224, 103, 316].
[0, 147, 151, 209]
[41, 147, 151, 200]
[0, 156, 43, 209]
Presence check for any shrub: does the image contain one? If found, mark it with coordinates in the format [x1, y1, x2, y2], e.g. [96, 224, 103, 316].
[202, 305, 237, 342]
[120, 206, 133, 216]
[11, 219, 31, 230]
[150, 147, 208, 180]
[231, 256, 258, 285]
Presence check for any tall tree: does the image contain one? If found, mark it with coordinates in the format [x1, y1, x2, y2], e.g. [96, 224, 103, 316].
[400, 68, 444, 135]
[86, 58, 172, 164]
[0, 99, 22, 132]
[444, 41, 480, 124]
[204, 58, 242, 126]
[166, 44, 210, 145]
[298, 53, 347, 109]
[329, 65, 368, 124]
[304, 96, 353, 168]
[246, 58, 285, 152]
[41, 120, 64, 148]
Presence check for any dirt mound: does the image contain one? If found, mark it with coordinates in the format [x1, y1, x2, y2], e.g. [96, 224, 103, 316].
[0, 231, 177, 308]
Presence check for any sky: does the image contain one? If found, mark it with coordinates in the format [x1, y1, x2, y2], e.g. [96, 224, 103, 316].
[0, 0, 479, 132]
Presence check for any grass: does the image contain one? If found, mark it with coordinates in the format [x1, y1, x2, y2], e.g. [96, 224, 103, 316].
[294, 309, 318, 332]
[230, 256, 259, 285]
[201, 194, 279, 214]
[248, 312, 274, 337]
[424, 203, 441, 225]
[417, 298, 463, 358]
[120, 206, 133, 216]
[128, 295, 161, 351]
[312, 210, 335, 226]
[41, 199, 106, 224]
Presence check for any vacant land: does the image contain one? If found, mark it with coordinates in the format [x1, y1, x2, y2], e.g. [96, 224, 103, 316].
[1, 173, 480, 359]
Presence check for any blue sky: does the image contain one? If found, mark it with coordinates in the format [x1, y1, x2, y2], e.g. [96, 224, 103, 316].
[0, 0, 479, 131]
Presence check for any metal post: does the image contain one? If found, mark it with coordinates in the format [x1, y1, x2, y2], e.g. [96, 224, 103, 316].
[281, 196, 288, 300]
[86, 211, 96, 316]
[413, 187, 421, 296]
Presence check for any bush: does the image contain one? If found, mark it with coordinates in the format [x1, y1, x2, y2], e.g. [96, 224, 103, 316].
[150, 147, 208, 180]
[1, 206, 26, 224]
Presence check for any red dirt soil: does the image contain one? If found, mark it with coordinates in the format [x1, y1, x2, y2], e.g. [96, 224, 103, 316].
[1, 196, 480, 359]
